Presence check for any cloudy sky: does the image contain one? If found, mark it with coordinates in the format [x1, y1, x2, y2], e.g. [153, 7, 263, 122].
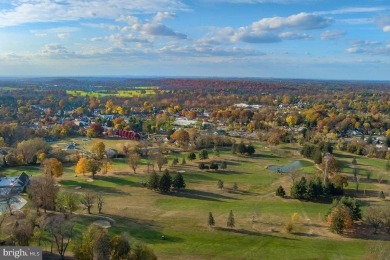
[1, 0, 390, 80]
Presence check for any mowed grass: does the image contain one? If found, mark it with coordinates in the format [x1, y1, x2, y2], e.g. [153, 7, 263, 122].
[5, 141, 390, 259]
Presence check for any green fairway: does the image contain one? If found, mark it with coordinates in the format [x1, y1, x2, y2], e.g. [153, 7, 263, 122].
[3, 142, 390, 259]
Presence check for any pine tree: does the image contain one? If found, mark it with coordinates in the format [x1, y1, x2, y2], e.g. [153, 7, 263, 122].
[187, 152, 196, 161]
[220, 161, 227, 170]
[172, 173, 186, 191]
[158, 169, 172, 193]
[276, 185, 286, 197]
[147, 171, 160, 191]
[181, 157, 186, 165]
[208, 212, 215, 227]
[199, 149, 209, 160]
[246, 144, 255, 155]
[217, 180, 224, 189]
[227, 210, 235, 228]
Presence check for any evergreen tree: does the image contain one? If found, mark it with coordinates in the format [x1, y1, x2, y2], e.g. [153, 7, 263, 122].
[172, 173, 186, 191]
[227, 210, 235, 228]
[147, 171, 160, 191]
[220, 161, 227, 170]
[210, 162, 219, 171]
[208, 212, 215, 227]
[379, 191, 386, 199]
[312, 148, 322, 164]
[276, 185, 286, 197]
[231, 143, 237, 154]
[217, 180, 224, 189]
[187, 152, 196, 161]
[339, 196, 362, 220]
[290, 177, 307, 199]
[237, 141, 247, 154]
[199, 149, 209, 160]
[158, 169, 172, 193]
[246, 144, 255, 155]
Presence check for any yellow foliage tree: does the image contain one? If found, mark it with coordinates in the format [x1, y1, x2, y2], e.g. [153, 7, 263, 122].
[75, 157, 89, 176]
[42, 158, 63, 177]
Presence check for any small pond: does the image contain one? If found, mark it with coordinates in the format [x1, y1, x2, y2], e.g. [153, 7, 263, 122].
[266, 160, 303, 173]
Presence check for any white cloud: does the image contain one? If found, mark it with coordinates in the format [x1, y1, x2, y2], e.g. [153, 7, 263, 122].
[384, 26, 390, 32]
[211, 12, 331, 44]
[251, 12, 333, 30]
[316, 7, 389, 15]
[0, 0, 187, 27]
[320, 30, 345, 40]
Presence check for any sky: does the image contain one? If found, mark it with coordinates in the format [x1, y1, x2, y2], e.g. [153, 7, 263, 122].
[0, 0, 390, 80]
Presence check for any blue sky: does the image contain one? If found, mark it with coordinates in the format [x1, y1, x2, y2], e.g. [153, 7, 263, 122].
[0, 0, 390, 80]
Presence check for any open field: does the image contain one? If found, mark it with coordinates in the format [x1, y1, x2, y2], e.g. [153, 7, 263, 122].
[3, 140, 390, 259]
[66, 87, 161, 98]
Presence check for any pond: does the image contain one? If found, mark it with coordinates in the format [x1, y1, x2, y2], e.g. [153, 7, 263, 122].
[266, 160, 303, 173]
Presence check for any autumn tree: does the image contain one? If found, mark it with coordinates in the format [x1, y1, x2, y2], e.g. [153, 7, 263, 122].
[17, 138, 48, 165]
[171, 129, 190, 147]
[327, 205, 353, 234]
[91, 141, 106, 160]
[86, 123, 103, 138]
[80, 192, 96, 214]
[75, 157, 89, 176]
[42, 158, 63, 177]
[128, 152, 141, 174]
[56, 191, 80, 215]
[86, 159, 102, 179]
[100, 158, 113, 175]
[130, 243, 157, 260]
[111, 233, 131, 259]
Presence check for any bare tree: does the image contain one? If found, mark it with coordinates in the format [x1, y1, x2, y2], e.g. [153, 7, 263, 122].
[128, 152, 140, 174]
[154, 152, 167, 172]
[0, 186, 19, 215]
[12, 220, 33, 246]
[80, 192, 96, 214]
[48, 215, 75, 260]
[97, 193, 104, 214]
[0, 212, 9, 236]
[27, 175, 59, 213]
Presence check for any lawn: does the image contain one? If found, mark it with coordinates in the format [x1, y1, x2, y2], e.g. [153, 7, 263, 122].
[3, 141, 390, 259]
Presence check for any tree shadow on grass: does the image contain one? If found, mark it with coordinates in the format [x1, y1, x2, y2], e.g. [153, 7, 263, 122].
[100, 214, 184, 243]
[215, 227, 297, 240]
[292, 232, 320, 237]
[252, 153, 281, 159]
[95, 175, 140, 187]
[171, 189, 240, 202]
[60, 180, 127, 194]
